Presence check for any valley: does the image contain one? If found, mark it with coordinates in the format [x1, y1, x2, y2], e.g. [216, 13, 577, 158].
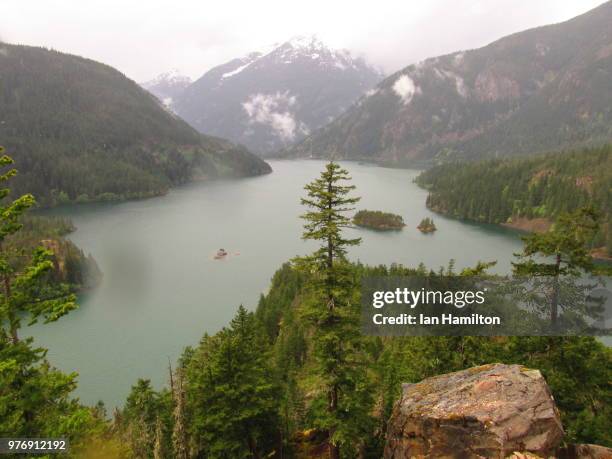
[2, 1, 611, 456]
[30, 160, 524, 409]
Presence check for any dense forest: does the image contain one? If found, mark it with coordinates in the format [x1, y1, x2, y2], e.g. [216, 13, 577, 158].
[1, 159, 610, 458]
[416, 145, 612, 255]
[0, 43, 271, 206]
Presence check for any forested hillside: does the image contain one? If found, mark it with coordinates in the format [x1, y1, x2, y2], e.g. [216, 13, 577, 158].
[111, 265, 612, 457]
[0, 43, 270, 206]
[281, 1, 612, 165]
[416, 145, 612, 255]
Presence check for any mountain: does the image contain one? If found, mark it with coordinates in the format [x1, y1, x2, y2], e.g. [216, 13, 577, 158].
[141, 69, 191, 108]
[0, 43, 271, 206]
[172, 36, 383, 154]
[282, 1, 612, 165]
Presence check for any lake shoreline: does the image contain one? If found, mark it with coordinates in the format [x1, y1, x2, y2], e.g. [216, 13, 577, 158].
[30, 160, 526, 409]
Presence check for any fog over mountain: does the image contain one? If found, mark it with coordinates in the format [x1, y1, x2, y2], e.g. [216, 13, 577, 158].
[1, 0, 603, 82]
[168, 36, 383, 154]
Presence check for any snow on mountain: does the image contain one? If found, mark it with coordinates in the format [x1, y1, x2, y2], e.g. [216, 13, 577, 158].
[172, 36, 384, 154]
[282, 2, 612, 164]
[141, 70, 192, 108]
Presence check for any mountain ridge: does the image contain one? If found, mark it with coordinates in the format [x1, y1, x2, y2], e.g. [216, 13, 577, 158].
[0, 43, 270, 206]
[280, 2, 612, 164]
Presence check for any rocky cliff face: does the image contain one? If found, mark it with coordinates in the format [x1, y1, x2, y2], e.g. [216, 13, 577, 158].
[41, 238, 102, 290]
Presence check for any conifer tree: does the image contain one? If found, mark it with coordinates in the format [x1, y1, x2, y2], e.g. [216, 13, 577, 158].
[186, 305, 278, 457]
[123, 379, 159, 457]
[153, 417, 164, 459]
[513, 207, 603, 327]
[294, 162, 373, 458]
[0, 148, 90, 439]
[0, 150, 77, 343]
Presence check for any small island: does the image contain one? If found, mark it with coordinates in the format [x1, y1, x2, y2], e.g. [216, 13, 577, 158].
[353, 210, 405, 231]
[417, 217, 437, 233]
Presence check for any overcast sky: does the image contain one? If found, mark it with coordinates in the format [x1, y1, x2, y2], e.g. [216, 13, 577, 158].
[0, 0, 606, 82]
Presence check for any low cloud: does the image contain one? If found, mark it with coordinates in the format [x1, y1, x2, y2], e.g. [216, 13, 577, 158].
[242, 91, 308, 141]
[393, 74, 417, 104]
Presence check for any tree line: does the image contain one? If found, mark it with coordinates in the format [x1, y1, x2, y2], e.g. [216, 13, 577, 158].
[416, 145, 612, 255]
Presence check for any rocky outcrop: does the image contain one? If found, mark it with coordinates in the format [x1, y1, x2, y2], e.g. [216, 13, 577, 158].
[384, 364, 564, 458]
[40, 238, 102, 290]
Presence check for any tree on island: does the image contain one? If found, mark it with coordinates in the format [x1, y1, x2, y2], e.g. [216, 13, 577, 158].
[512, 206, 607, 329]
[353, 210, 405, 230]
[417, 217, 437, 233]
[293, 162, 374, 458]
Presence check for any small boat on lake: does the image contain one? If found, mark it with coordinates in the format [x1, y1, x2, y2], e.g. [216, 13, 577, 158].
[214, 248, 228, 259]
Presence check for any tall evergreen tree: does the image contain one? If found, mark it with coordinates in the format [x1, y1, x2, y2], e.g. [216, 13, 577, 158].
[0, 148, 100, 443]
[186, 306, 279, 458]
[513, 207, 603, 327]
[294, 162, 373, 458]
[123, 379, 160, 458]
[0, 151, 77, 343]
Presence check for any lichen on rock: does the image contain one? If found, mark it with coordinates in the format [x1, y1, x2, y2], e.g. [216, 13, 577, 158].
[384, 363, 564, 458]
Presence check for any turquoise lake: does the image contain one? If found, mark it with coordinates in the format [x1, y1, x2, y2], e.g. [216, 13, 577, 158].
[30, 160, 524, 409]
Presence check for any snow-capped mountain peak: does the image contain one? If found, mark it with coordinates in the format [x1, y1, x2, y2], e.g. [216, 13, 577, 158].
[286, 34, 326, 50]
[142, 69, 191, 88]
[172, 36, 384, 154]
[141, 70, 192, 108]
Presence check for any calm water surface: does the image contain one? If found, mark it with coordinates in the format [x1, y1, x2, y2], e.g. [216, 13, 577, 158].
[30, 160, 523, 408]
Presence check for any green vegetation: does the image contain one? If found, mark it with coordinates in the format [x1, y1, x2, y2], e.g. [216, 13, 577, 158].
[0, 150, 108, 452]
[512, 207, 609, 330]
[0, 43, 270, 206]
[2, 158, 610, 456]
[106, 162, 610, 458]
[416, 146, 612, 255]
[417, 217, 436, 233]
[353, 209, 405, 230]
[293, 163, 370, 458]
[6, 215, 101, 291]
